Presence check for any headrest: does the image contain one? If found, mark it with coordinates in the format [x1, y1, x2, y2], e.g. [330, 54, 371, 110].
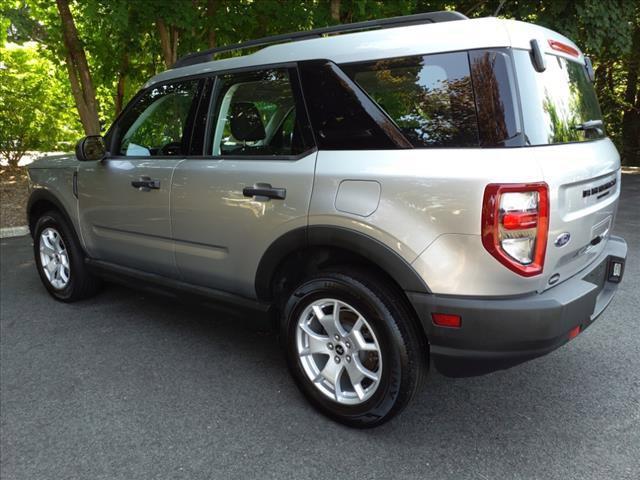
[229, 102, 265, 142]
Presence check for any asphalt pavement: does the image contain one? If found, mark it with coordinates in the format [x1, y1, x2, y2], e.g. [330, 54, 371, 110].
[1, 176, 639, 480]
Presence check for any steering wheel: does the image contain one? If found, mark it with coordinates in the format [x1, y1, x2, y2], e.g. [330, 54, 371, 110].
[160, 141, 182, 156]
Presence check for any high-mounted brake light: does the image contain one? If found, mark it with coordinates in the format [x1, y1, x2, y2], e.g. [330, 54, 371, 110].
[481, 183, 549, 277]
[548, 39, 580, 58]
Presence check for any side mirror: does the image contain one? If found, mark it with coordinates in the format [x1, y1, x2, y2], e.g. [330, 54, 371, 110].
[75, 135, 106, 161]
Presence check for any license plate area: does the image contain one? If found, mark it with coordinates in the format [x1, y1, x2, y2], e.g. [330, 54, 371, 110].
[606, 256, 625, 283]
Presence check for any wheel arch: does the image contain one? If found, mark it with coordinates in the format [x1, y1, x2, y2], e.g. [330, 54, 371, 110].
[27, 189, 78, 240]
[255, 225, 431, 302]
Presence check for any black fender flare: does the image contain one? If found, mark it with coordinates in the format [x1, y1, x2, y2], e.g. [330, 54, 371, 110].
[27, 188, 78, 239]
[254, 225, 430, 299]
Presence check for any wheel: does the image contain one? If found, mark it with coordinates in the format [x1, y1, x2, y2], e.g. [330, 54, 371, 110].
[281, 268, 426, 427]
[33, 210, 101, 302]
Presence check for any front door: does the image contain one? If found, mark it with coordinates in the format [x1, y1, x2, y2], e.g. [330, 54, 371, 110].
[171, 67, 317, 297]
[79, 78, 202, 277]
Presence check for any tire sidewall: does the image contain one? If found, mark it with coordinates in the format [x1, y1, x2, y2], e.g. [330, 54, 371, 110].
[282, 274, 410, 426]
[33, 212, 81, 301]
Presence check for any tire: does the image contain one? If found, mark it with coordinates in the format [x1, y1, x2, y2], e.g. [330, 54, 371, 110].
[33, 210, 101, 302]
[281, 268, 427, 428]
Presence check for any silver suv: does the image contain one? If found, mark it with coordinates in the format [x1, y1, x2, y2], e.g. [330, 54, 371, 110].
[27, 12, 628, 427]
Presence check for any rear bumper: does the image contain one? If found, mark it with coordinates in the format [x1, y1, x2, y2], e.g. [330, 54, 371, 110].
[407, 236, 627, 376]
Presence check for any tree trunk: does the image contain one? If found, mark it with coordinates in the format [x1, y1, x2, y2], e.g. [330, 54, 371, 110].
[157, 18, 179, 68]
[207, 0, 219, 48]
[330, 0, 340, 22]
[621, 23, 640, 166]
[55, 0, 101, 135]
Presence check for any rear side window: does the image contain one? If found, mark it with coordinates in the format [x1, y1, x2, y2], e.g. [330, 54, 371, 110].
[209, 69, 311, 156]
[513, 50, 605, 145]
[342, 52, 479, 148]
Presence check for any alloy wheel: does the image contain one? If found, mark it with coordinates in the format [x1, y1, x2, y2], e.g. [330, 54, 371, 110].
[39, 227, 70, 290]
[296, 298, 382, 405]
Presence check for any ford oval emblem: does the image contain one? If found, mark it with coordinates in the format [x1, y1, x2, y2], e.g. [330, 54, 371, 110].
[555, 232, 571, 247]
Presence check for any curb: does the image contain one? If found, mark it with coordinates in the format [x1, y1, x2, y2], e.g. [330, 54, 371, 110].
[0, 226, 29, 239]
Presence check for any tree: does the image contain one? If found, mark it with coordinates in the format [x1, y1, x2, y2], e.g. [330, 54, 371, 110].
[55, 0, 100, 135]
[1, 0, 638, 165]
[621, 14, 639, 165]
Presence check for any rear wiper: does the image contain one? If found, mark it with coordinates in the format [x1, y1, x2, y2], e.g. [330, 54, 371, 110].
[574, 119, 604, 136]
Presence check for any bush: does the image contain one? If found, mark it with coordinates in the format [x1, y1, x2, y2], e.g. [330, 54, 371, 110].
[0, 42, 83, 167]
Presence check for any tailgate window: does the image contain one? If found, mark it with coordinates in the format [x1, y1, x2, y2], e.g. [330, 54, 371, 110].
[513, 50, 605, 145]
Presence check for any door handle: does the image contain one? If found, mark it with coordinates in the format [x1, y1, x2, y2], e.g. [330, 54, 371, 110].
[131, 176, 161, 191]
[242, 183, 286, 200]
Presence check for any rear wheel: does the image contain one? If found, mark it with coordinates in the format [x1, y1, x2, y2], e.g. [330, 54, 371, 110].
[33, 210, 101, 302]
[281, 269, 426, 427]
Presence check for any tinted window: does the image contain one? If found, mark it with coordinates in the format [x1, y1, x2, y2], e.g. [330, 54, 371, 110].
[469, 49, 522, 147]
[513, 50, 605, 145]
[298, 60, 411, 150]
[210, 69, 309, 156]
[342, 52, 478, 148]
[118, 80, 200, 156]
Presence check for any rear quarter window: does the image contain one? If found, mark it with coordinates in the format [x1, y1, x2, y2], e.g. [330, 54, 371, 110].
[342, 52, 479, 148]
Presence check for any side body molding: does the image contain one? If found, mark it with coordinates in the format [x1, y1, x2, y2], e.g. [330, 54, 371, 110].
[254, 225, 430, 300]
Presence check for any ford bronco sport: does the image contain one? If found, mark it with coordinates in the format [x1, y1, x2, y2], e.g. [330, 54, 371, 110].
[27, 11, 627, 427]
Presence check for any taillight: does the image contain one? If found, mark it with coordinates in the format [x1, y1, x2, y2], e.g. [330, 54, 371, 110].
[548, 39, 580, 58]
[482, 183, 549, 277]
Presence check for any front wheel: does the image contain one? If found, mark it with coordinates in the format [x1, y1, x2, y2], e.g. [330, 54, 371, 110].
[33, 210, 101, 302]
[281, 269, 426, 427]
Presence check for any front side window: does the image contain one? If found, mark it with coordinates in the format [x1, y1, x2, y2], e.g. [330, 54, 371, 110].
[210, 69, 309, 156]
[118, 80, 200, 156]
[342, 52, 479, 148]
[513, 50, 605, 145]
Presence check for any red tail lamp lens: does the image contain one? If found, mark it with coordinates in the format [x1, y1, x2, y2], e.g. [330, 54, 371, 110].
[432, 313, 462, 328]
[482, 183, 549, 277]
[503, 211, 539, 230]
[568, 326, 581, 340]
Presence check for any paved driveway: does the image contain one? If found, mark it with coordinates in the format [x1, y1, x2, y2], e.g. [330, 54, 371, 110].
[1, 176, 639, 480]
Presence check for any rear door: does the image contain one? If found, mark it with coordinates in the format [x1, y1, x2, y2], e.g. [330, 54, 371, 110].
[170, 66, 317, 297]
[512, 48, 620, 290]
[79, 79, 202, 277]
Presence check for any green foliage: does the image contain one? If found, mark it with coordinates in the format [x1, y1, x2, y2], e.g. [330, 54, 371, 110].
[0, 42, 83, 166]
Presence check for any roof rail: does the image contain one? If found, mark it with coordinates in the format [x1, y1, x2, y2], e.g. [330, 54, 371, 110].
[172, 11, 468, 69]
